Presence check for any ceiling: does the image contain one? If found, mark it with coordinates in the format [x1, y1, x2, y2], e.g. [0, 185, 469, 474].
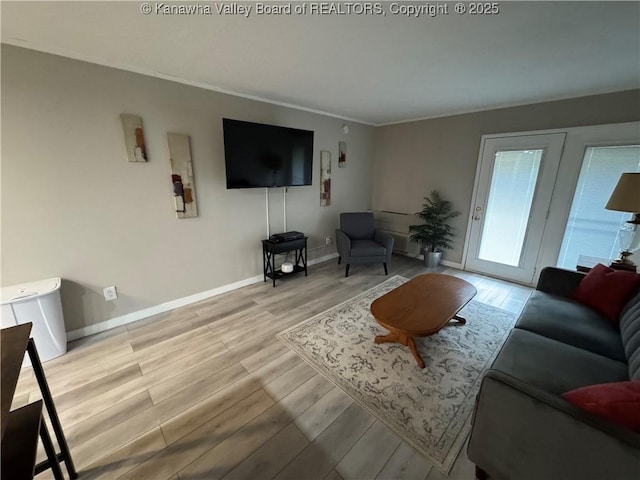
[2, 1, 639, 125]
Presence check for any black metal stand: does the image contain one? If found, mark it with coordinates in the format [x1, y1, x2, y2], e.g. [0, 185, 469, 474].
[27, 339, 78, 479]
[262, 237, 308, 287]
[39, 410, 65, 480]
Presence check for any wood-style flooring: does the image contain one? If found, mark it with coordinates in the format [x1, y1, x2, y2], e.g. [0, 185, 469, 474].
[14, 255, 532, 480]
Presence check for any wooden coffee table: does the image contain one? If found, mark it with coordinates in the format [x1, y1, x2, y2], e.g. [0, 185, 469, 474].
[371, 273, 477, 368]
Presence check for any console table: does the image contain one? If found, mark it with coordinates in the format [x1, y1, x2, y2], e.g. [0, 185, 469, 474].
[262, 237, 308, 287]
[1, 323, 77, 480]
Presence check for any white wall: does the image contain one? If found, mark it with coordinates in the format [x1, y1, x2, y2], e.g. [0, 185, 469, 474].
[1, 45, 375, 332]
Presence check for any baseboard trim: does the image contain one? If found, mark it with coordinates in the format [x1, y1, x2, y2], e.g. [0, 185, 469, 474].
[413, 254, 463, 270]
[66, 252, 340, 341]
[440, 259, 464, 270]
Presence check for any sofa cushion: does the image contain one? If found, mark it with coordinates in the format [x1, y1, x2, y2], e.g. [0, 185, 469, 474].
[350, 239, 386, 257]
[562, 381, 640, 432]
[619, 290, 640, 380]
[515, 291, 626, 363]
[571, 264, 640, 324]
[491, 329, 629, 395]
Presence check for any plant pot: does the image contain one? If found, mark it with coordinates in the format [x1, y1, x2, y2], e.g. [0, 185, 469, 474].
[423, 250, 442, 268]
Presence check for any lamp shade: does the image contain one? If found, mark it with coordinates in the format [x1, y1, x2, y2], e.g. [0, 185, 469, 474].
[605, 173, 640, 213]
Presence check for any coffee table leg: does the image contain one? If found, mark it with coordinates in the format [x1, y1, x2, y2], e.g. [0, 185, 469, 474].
[406, 336, 426, 369]
[374, 332, 426, 369]
[374, 332, 400, 344]
[452, 315, 467, 325]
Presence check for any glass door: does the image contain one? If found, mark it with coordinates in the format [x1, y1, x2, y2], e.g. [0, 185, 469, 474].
[557, 145, 640, 269]
[465, 133, 565, 283]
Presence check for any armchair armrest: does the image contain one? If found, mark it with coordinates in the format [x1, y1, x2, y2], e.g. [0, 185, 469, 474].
[536, 267, 585, 298]
[374, 230, 394, 250]
[335, 229, 351, 258]
[374, 230, 394, 262]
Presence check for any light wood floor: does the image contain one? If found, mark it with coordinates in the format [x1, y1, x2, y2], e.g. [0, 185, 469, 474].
[15, 255, 532, 480]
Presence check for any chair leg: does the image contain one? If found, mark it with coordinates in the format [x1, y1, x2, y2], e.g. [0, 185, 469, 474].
[338, 256, 341, 265]
[383, 263, 388, 275]
[345, 264, 350, 277]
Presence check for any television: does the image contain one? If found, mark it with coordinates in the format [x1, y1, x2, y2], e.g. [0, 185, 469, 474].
[223, 118, 314, 189]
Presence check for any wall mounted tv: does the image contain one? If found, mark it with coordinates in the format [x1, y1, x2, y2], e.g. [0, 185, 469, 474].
[223, 118, 314, 189]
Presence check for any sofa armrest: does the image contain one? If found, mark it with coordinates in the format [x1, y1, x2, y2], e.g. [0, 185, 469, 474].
[536, 267, 585, 298]
[335, 229, 351, 258]
[468, 370, 640, 480]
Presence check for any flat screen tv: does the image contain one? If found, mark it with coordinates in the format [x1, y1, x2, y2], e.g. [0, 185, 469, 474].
[223, 118, 314, 189]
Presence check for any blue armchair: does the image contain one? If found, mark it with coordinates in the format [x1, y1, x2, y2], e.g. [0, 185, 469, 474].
[335, 212, 394, 277]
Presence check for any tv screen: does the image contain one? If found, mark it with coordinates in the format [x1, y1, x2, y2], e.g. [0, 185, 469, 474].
[223, 119, 314, 189]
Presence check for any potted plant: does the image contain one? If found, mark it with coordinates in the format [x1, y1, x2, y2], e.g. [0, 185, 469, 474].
[409, 190, 461, 267]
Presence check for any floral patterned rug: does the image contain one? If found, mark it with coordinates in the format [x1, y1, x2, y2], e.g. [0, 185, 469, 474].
[277, 275, 516, 474]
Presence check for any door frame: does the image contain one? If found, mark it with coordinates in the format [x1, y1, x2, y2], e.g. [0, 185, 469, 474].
[461, 121, 640, 286]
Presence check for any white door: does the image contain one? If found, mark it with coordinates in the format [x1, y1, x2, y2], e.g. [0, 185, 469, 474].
[465, 133, 566, 283]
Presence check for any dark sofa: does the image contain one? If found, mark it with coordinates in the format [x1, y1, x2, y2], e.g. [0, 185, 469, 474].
[467, 266, 640, 480]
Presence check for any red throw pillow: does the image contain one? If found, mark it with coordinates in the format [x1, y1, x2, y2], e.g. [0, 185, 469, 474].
[571, 263, 640, 323]
[562, 381, 640, 432]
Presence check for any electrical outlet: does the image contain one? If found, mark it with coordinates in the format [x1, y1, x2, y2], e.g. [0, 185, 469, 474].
[103, 286, 118, 301]
[325, 236, 332, 245]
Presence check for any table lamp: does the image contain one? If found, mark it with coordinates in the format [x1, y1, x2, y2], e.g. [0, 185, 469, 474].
[605, 172, 640, 271]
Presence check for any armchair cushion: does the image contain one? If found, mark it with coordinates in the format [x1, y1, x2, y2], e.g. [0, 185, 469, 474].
[350, 239, 387, 257]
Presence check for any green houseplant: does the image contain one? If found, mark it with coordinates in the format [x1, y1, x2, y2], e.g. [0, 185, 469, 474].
[409, 190, 461, 267]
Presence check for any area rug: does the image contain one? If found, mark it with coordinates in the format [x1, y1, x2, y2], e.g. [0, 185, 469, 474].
[276, 275, 517, 474]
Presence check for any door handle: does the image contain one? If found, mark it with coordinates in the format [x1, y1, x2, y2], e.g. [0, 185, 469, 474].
[474, 215, 481, 221]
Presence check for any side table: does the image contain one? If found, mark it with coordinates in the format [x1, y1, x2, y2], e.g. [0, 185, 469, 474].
[262, 237, 308, 287]
[575, 255, 638, 273]
[576, 255, 610, 273]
